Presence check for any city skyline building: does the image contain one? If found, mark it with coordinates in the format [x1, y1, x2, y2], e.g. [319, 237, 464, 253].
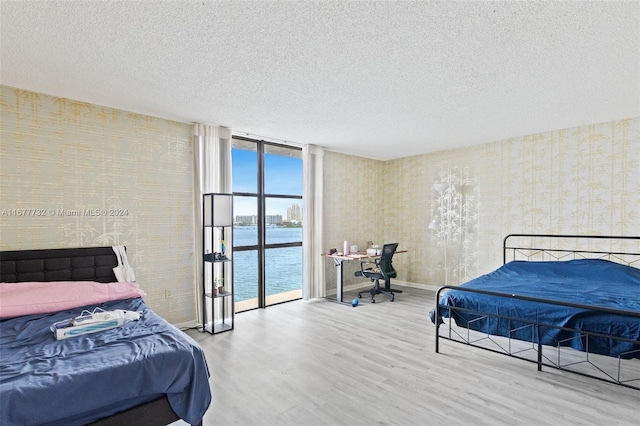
[286, 203, 302, 223]
[235, 214, 283, 225]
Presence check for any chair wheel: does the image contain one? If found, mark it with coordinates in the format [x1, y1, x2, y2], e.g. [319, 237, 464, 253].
[358, 294, 362, 298]
[391, 295, 395, 302]
[371, 299, 375, 303]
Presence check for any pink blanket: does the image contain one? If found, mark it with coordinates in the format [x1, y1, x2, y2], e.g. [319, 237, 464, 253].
[0, 281, 147, 319]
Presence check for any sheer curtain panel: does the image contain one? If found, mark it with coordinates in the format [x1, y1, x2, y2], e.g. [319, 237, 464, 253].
[302, 144, 325, 299]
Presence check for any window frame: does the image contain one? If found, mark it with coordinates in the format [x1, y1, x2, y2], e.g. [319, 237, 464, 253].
[232, 135, 303, 309]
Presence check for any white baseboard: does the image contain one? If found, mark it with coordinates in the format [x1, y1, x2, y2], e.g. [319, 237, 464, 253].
[343, 280, 442, 293]
[180, 282, 446, 318]
[174, 319, 199, 330]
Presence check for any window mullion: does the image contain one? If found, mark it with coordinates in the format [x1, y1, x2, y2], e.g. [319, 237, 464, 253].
[257, 142, 266, 308]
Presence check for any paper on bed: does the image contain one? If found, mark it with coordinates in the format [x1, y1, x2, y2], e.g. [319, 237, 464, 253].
[53, 318, 125, 339]
[51, 308, 143, 340]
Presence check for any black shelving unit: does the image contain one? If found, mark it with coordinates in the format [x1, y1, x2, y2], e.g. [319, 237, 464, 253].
[202, 193, 234, 334]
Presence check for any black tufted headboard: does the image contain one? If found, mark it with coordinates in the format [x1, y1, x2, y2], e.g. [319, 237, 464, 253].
[0, 247, 119, 283]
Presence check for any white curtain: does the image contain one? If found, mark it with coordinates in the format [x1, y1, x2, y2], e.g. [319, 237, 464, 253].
[302, 144, 325, 299]
[193, 124, 232, 324]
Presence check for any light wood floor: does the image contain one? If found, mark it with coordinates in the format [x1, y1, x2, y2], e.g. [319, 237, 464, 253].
[186, 286, 639, 426]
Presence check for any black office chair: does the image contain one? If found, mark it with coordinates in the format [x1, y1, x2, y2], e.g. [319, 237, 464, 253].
[355, 243, 402, 303]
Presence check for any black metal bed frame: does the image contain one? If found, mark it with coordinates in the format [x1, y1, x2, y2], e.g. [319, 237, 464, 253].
[434, 234, 640, 391]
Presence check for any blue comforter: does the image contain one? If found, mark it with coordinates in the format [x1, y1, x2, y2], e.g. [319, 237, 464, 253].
[0, 297, 211, 425]
[431, 259, 640, 358]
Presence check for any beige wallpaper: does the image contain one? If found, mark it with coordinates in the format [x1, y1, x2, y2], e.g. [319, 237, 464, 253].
[382, 118, 640, 285]
[322, 151, 385, 290]
[3, 86, 637, 307]
[326, 117, 640, 290]
[0, 86, 196, 323]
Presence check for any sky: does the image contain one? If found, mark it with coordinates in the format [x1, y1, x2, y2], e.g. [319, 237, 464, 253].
[232, 148, 303, 216]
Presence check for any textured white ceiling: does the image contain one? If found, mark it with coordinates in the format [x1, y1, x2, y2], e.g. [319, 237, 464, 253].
[1, 1, 638, 160]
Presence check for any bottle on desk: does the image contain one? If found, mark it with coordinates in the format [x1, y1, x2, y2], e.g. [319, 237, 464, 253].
[343, 240, 349, 256]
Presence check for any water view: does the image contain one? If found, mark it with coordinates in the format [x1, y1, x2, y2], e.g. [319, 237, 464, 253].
[233, 226, 303, 302]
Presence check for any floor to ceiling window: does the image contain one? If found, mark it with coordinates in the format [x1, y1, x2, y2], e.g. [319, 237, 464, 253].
[232, 136, 303, 312]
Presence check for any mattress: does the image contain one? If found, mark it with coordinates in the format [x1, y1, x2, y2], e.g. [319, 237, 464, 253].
[0, 296, 211, 425]
[431, 259, 640, 358]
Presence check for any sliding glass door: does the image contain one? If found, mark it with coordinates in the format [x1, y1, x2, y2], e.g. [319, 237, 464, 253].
[232, 137, 302, 312]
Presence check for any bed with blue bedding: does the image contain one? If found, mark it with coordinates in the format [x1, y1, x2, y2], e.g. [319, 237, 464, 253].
[0, 247, 211, 425]
[431, 234, 640, 390]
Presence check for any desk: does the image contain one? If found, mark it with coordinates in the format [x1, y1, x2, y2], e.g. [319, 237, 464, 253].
[323, 250, 407, 304]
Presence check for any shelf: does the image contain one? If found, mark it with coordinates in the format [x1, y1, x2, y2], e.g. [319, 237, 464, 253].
[202, 192, 234, 335]
[203, 253, 231, 263]
[205, 291, 233, 299]
[204, 322, 233, 334]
